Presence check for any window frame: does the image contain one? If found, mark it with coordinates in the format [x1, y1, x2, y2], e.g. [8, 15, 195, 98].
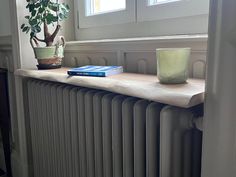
[75, 0, 209, 40]
[78, 0, 136, 28]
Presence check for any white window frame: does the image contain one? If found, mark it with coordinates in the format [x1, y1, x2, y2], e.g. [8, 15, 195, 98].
[75, 0, 209, 40]
[78, 0, 136, 28]
[137, 0, 209, 22]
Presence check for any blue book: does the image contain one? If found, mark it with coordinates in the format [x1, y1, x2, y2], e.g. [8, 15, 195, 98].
[67, 65, 123, 77]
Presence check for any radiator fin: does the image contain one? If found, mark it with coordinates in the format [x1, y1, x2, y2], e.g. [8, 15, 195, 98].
[78, 89, 88, 177]
[70, 88, 80, 177]
[134, 100, 150, 177]
[85, 90, 97, 177]
[112, 95, 126, 177]
[146, 102, 163, 177]
[160, 106, 202, 177]
[93, 92, 107, 177]
[102, 94, 116, 177]
[122, 97, 138, 177]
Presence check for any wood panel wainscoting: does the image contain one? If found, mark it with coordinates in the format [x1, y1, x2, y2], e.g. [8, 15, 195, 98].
[63, 35, 208, 79]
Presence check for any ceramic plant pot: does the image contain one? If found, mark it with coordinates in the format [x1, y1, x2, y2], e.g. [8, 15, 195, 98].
[30, 36, 65, 69]
[156, 48, 191, 84]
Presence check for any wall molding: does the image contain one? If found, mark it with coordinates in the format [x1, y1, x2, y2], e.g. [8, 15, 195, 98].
[0, 36, 12, 47]
[66, 34, 208, 49]
[64, 34, 208, 78]
[0, 35, 13, 70]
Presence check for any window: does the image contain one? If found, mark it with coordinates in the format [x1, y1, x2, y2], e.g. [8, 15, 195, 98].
[78, 0, 135, 28]
[77, 0, 209, 37]
[137, 0, 209, 22]
[86, 0, 126, 16]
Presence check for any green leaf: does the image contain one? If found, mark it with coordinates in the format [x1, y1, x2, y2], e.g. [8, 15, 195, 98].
[48, 2, 59, 12]
[60, 4, 69, 12]
[29, 4, 35, 12]
[25, 15, 30, 19]
[21, 24, 25, 29]
[36, 15, 41, 20]
[31, 25, 41, 35]
[42, 0, 49, 7]
[26, 27, 30, 33]
[45, 13, 58, 24]
[35, 25, 41, 33]
[35, 3, 41, 8]
[32, 10, 36, 16]
[38, 7, 44, 13]
[58, 13, 64, 19]
[29, 19, 38, 26]
[22, 26, 29, 32]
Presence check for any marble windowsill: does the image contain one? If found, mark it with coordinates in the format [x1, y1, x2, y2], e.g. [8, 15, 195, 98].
[15, 67, 205, 108]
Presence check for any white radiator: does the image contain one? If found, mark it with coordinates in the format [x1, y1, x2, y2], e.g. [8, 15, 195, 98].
[26, 79, 202, 177]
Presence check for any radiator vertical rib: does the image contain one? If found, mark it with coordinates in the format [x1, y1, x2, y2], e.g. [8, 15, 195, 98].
[70, 88, 80, 177]
[85, 90, 96, 177]
[160, 106, 202, 177]
[112, 95, 126, 177]
[134, 100, 149, 177]
[122, 97, 137, 177]
[102, 94, 116, 177]
[146, 103, 163, 177]
[57, 85, 67, 177]
[26, 79, 202, 177]
[93, 92, 106, 177]
[51, 83, 61, 177]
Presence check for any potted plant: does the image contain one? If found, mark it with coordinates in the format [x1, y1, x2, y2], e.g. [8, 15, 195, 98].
[21, 0, 70, 69]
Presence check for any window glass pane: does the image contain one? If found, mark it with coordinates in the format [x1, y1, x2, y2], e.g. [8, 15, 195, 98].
[86, 0, 126, 16]
[149, 0, 181, 6]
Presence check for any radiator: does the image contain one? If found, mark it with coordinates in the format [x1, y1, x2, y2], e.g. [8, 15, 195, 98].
[26, 79, 202, 177]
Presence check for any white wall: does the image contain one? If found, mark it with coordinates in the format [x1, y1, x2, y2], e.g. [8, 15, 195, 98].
[0, 0, 11, 36]
[202, 1, 236, 177]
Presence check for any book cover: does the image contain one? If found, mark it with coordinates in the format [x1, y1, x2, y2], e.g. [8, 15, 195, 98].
[67, 65, 123, 77]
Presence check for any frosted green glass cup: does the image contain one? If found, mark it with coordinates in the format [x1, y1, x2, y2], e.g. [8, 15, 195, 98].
[156, 48, 191, 84]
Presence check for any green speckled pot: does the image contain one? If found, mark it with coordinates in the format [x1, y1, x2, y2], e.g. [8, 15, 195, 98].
[31, 36, 65, 69]
[156, 48, 191, 84]
[33, 45, 64, 69]
[34, 45, 64, 59]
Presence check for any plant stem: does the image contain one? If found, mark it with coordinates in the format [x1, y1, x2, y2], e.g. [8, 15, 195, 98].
[44, 22, 52, 46]
[43, 22, 61, 46]
[51, 25, 61, 41]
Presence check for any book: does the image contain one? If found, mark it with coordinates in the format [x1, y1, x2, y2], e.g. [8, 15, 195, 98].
[67, 65, 123, 77]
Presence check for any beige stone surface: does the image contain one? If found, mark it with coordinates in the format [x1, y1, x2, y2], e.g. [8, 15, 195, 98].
[15, 67, 205, 108]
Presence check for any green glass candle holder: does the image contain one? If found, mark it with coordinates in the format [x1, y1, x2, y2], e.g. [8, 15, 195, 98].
[156, 48, 191, 84]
